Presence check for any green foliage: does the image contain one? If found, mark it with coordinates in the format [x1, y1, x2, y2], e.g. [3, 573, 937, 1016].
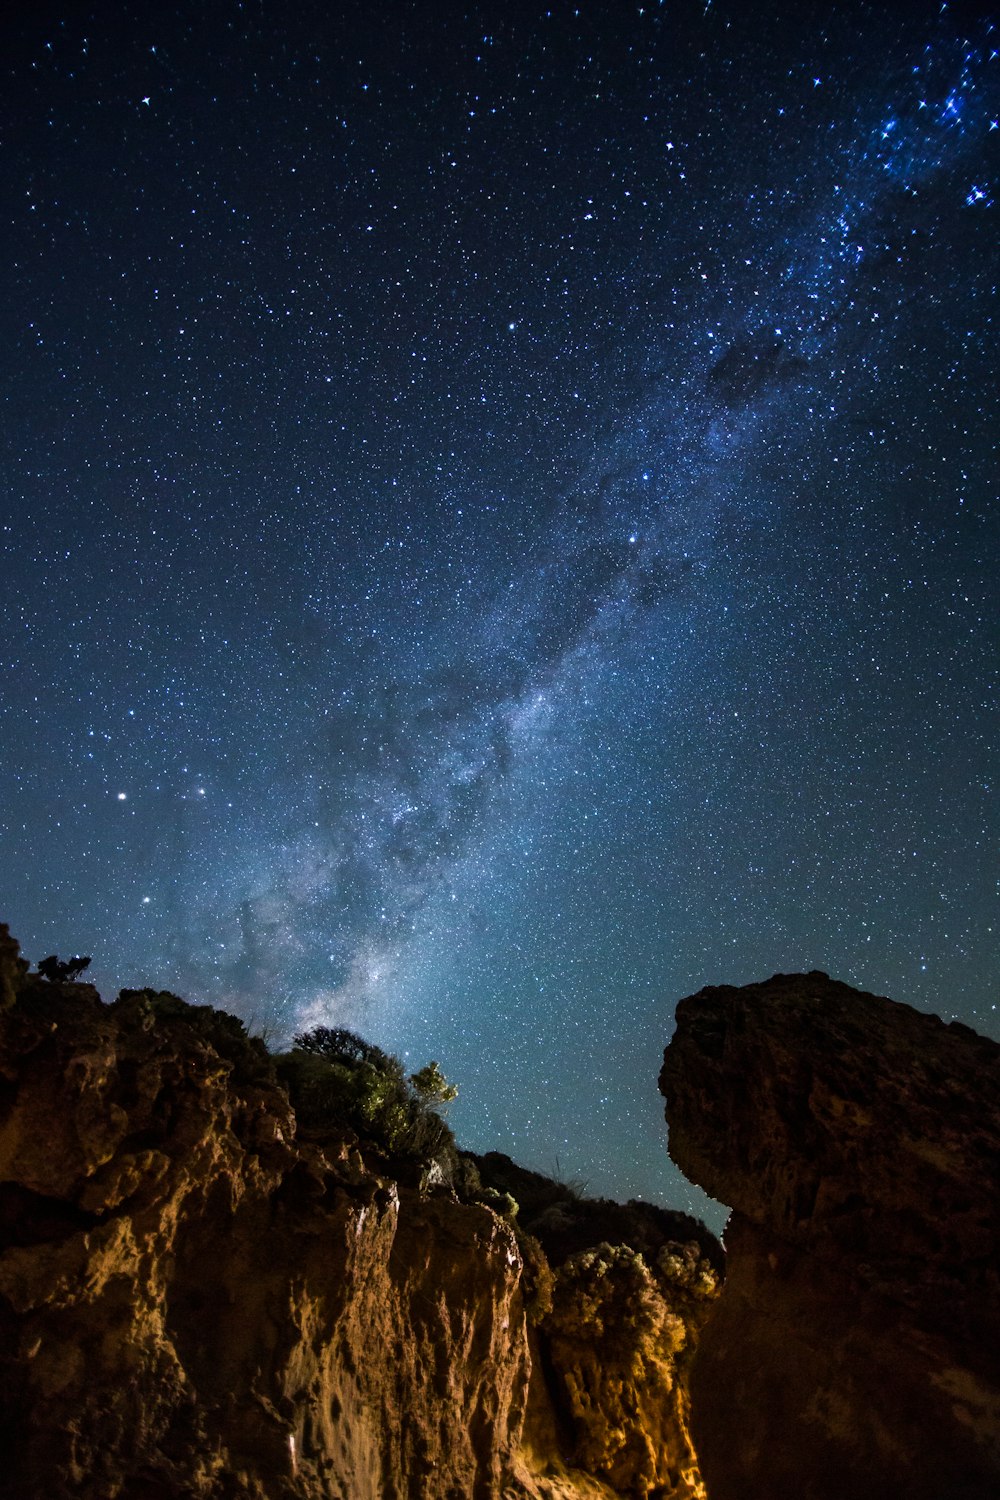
[278, 1026, 457, 1165]
[452, 1158, 518, 1220]
[409, 1059, 458, 1105]
[483, 1187, 519, 1221]
[292, 1025, 402, 1078]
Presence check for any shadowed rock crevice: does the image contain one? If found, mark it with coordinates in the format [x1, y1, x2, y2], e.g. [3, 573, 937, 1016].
[0, 1184, 102, 1249]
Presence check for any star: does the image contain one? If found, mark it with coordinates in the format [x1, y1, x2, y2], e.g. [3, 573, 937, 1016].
[2, 0, 997, 1227]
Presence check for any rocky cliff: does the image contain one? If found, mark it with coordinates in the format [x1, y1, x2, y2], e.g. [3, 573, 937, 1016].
[0, 926, 719, 1499]
[661, 969, 1000, 1500]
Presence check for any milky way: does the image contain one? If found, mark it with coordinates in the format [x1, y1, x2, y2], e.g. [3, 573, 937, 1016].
[2, 2, 997, 1224]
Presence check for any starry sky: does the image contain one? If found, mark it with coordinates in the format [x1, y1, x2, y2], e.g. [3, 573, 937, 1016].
[2, 0, 997, 1228]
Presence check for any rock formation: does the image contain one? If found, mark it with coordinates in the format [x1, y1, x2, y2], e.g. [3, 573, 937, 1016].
[0, 925, 719, 1499]
[472, 1153, 722, 1499]
[661, 969, 1000, 1500]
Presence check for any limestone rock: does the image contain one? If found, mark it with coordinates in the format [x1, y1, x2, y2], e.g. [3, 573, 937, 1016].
[660, 969, 1000, 1500]
[473, 1153, 722, 1499]
[0, 944, 719, 1498]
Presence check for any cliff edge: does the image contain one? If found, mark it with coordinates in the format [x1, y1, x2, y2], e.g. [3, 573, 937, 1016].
[661, 969, 1000, 1500]
[0, 925, 719, 1499]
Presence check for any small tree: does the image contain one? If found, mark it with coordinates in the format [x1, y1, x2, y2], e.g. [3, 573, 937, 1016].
[409, 1060, 458, 1106]
[281, 1026, 458, 1164]
[37, 954, 91, 984]
[292, 1025, 402, 1078]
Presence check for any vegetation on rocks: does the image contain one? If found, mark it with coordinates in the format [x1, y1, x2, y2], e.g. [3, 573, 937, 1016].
[275, 1023, 459, 1166]
[0, 921, 722, 1500]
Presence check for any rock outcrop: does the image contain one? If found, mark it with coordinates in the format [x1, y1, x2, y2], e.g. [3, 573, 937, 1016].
[472, 1154, 722, 1499]
[0, 925, 719, 1499]
[661, 969, 1000, 1500]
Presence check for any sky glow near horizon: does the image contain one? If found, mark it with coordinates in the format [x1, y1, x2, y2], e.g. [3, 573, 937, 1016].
[2, 1, 997, 1227]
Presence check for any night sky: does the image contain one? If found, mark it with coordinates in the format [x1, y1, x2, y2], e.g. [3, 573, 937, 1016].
[2, 1, 997, 1228]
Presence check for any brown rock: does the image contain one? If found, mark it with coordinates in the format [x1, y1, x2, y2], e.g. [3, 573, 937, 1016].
[0, 924, 28, 1012]
[471, 1154, 721, 1499]
[660, 969, 1000, 1500]
[0, 940, 719, 1498]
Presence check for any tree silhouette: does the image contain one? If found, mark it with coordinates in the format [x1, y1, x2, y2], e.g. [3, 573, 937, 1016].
[36, 955, 91, 983]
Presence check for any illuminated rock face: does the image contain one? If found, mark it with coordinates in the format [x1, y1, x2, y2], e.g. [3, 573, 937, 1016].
[473, 1153, 722, 1500]
[0, 985, 524, 1498]
[661, 970, 1000, 1500]
[0, 926, 719, 1500]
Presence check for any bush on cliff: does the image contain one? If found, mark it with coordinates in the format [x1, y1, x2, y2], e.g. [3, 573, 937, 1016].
[275, 1025, 457, 1166]
[36, 954, 92, 983]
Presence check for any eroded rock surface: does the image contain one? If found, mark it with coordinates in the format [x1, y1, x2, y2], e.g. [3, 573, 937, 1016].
[661, 969, 1000, 1500]
[473, 1154, 722, 1499]
[0, 926, 719, 1499]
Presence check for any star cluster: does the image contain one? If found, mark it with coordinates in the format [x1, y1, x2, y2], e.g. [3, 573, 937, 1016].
[2, 1, 997, 1225]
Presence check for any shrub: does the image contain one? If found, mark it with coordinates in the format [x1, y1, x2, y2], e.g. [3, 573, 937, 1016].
[37, 954, 91, 983]
[409, 1059, 458, 1106]
[515, 1227, 554, 1322]
[293, 1025, 401, 1078]
[277, 1026, 458, 1166]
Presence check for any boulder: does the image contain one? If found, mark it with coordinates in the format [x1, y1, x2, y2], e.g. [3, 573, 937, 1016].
[661, 970, 1000, 1500]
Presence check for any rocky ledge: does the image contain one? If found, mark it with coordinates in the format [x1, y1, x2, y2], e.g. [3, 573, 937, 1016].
[661, 969, 1000, 1500]
[0, 925, 719, 1500]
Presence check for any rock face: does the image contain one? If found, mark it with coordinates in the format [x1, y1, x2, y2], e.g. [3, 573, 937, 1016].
[472, 1154, 722, 1500]
[0, 926, 719, 1499]
[661, 969, 1000, 1500]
